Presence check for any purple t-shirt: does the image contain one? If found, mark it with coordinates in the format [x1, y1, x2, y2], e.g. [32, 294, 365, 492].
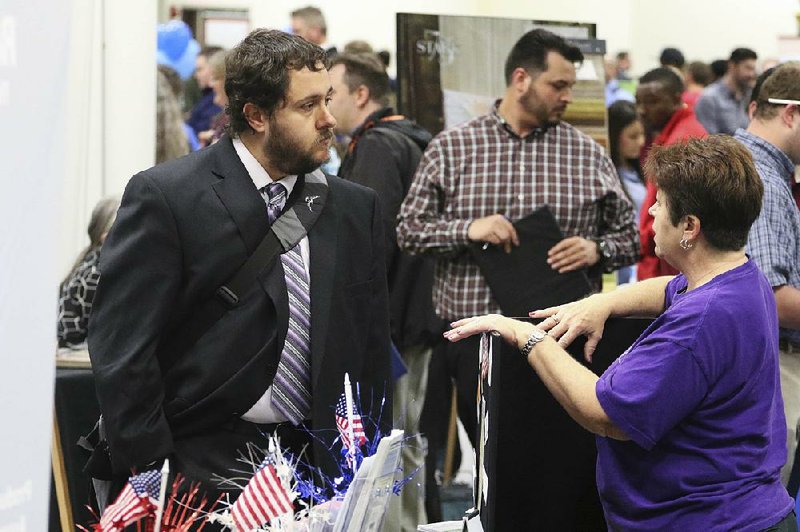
[596, 260, 791, 531]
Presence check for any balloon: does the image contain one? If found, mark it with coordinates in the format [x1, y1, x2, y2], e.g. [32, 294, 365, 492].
[156, 39, 199, 80]
[157, 20, 191, 61]
[156, 20, 200, 80]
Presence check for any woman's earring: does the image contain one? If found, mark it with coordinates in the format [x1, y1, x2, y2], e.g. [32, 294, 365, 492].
[679, 237, 693, 250]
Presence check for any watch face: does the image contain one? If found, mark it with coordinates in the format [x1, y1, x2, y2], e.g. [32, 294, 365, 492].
[598, 240, 610, 259]
[533, 328, 547, 341]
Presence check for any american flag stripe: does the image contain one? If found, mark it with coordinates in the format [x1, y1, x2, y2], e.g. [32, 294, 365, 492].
[255, 470, 281, 517]
[234, 494, 261, 531]
[336, 418, 364, 434]
[263, 465, 293, 514]
[101, 490, 129, 524]
[234, 495, 258, 530]
[234, 503, 251, 530]
[335, 393, 367, 450]
[244, 486, 269, 530]
[99, 488, 131, 527]
[231, 461, 293, 531]
[99, 483, 152, 529]
[251, 473, 277, 522]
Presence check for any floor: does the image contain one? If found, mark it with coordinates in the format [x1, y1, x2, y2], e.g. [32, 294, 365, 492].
[435, 419, 475, 522]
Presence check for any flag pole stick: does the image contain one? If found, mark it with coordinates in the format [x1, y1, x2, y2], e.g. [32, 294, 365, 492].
[344, 373, 358, 473]
[153, 458, 170, 532]
[269, 437, 289, 531]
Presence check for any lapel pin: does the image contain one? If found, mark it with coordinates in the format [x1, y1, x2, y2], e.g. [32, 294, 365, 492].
[305, 195, 319, 211]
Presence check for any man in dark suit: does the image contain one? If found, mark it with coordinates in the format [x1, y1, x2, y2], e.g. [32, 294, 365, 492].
[88, 29, 391, 498]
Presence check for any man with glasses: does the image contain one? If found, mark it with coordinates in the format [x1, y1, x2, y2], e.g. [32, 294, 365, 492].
[734, 62, 800, 490]
[397, 28, 638, 452]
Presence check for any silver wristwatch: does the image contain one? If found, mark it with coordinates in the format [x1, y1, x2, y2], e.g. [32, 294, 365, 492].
[520, 328, 547, 358]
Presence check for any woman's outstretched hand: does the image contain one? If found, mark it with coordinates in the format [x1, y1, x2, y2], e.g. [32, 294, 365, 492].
[444, 314, 530, 348]
[529, 294, 612, 362]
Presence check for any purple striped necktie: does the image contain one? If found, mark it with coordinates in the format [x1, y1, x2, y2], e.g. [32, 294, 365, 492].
[264, 182, 312, 425]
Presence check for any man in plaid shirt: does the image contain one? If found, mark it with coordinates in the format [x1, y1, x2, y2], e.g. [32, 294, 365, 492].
[734, 63, 800, 490]
[397, 29, 638, 446]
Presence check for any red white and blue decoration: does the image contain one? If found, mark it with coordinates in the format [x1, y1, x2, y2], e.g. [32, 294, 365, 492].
[87, 375, 415, 531]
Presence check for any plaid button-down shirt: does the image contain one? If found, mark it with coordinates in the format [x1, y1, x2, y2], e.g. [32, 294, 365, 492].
[736, 129, 800, 344]
[397, 105, 639, 321]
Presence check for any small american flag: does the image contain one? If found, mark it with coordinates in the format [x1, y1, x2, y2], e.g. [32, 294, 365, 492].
[335, 393, 367, 450]
[99, 469, 161, 531]
[230, 454, 293, 531]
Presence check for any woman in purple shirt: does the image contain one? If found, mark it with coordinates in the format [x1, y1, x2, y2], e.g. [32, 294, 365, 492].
[445, 136, 795, 531]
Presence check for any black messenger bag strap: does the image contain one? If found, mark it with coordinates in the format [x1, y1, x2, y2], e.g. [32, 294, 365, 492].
[165, 169, 329, 360]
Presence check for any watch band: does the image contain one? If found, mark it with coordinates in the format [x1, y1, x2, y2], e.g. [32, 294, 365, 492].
[520, 329, 546, 358]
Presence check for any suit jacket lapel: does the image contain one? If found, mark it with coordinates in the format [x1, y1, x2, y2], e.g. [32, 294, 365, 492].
[310, 194, 338, 389]
[210, 136, 288, 344]
[210, 136, 270, 255]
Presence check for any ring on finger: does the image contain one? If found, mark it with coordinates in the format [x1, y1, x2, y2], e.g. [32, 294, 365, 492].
[551, 315, 561, 324]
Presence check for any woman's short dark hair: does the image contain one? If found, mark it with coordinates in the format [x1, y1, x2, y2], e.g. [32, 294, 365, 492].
[225, 29, 329, 134]
[644, 136, 763, 251]
[504, 29, 583, 85]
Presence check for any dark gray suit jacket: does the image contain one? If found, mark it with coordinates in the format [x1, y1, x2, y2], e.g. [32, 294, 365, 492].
[88, 136, 392, 478]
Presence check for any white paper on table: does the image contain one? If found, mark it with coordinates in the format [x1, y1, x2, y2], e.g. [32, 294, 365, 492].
[464, 513, 485, 532]
[333, 430, 404, 532]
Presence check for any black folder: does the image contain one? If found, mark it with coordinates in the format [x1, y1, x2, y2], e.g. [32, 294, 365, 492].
[470, 206, 593, 315]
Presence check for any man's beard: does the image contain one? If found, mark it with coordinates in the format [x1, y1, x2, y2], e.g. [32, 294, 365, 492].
[265, 118, 333, 176]
[521, 87, 563, 128]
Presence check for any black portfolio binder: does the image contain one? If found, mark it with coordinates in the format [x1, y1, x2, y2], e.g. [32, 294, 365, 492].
[470, 206, 593, 316]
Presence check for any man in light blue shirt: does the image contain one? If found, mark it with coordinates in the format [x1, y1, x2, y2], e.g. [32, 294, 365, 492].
[696, 48, 758, 134]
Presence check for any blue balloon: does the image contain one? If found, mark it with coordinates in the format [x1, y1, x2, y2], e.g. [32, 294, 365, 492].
[157, 20, 191, 62]
[156, 38, 200, 80]
[156, 20, 200, 80]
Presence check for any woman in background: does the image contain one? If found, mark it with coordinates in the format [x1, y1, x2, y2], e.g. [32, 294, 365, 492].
[57, 197, 120, 348]
[156, 67, 191, 163]
[198, 49, 229, 147]
[607, 100, 645, 283]
[158, 64, 201, 152]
